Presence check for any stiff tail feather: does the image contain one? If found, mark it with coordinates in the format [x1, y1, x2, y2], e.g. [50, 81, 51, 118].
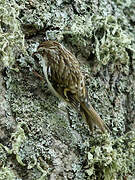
[81, 102, 109, 133]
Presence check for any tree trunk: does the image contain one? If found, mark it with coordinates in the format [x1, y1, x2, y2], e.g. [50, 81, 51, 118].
[0, 0, 134, 179]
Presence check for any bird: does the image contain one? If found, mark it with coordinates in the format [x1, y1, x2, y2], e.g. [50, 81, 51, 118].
[34, 40, 109, 133]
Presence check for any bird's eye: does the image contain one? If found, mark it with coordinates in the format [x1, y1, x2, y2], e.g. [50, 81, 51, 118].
[38, 48, 43, 53]
[37, 48, 46, 55]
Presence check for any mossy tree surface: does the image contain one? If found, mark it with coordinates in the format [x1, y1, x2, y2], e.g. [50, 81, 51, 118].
[0, 0, 134, 179]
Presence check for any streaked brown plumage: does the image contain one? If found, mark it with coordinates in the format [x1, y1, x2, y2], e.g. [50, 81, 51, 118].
[35, 40, 109, 133]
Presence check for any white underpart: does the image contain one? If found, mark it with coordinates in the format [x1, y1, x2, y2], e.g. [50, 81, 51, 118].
[41, 57, 66, 102]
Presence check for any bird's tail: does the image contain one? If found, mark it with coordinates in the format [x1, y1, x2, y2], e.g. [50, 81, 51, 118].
[80, 102, 109, 133]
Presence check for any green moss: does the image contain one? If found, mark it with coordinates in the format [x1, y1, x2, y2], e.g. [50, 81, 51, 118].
[0, 145, 7, 167]
[0, 0, 25, 67]
[0, 167, 16, 180]
[11, 123, 27, 166]
[86, 132, 135, 179]
[63, 14, 133, 68]
[0, 0, 134, 179]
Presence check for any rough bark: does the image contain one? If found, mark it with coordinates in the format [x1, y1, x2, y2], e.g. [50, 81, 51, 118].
[0, 0, 134, 179]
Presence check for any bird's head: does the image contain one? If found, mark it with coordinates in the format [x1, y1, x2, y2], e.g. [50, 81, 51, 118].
[33, 41, 61, 59]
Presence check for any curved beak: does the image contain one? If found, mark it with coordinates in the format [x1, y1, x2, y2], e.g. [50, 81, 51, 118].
[32, 51, 38, 58]
[32, 51, 38, 57]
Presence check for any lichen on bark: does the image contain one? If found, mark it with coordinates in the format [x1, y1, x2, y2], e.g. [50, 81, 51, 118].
[0, 0, 134, 180]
